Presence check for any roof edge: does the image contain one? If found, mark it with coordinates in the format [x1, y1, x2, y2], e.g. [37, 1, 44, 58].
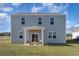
[11, 13, 65, 16]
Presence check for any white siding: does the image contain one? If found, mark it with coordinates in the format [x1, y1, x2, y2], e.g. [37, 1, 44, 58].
[11, 14, 66, 44]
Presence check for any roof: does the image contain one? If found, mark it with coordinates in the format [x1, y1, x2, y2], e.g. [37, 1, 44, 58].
[12, 13, 65, 16]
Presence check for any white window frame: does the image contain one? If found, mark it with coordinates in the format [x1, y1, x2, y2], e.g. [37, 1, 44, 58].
[37, 16, 43, 25]
[48, 31, 53, 39]
[18, 30, 24, 39]
[48, 31, 56, 39]
[49, 17, 55, 25]
[53, 32, 56, 39]
[31, 32, 40, 42]
[20, 17, 25, 25]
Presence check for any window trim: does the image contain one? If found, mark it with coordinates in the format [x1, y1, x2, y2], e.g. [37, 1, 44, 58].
[31, 32, 40, 42]
[53, 32, 56, 39]
[18, 31, 24, 39]
[48, 31, 56, 39]
[37, 17, 43, 25]
[19, 35, 23, 39]
[48, 31, 53, 39]
[49, 17, 55, 25]
[20, 17, 25, 25]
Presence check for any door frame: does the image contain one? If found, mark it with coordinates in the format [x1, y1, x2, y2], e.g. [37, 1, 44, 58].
[31, 32, 39, 42]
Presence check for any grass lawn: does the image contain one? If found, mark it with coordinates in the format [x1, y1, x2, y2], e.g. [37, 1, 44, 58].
[0, 39, 79, 56]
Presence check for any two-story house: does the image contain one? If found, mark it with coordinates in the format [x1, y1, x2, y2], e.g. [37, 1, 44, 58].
[11, 13, 66, 45]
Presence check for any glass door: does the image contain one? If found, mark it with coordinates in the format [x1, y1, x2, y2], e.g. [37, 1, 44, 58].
[32, 33, 38, 42]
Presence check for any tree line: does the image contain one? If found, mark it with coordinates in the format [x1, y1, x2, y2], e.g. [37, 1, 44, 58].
[0, 32, 10, 36]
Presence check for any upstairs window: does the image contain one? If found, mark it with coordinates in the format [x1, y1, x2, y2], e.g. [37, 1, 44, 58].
[38, 17, 42, 25]
[21, 18, 25, 25]
[50, 18, 54, 25]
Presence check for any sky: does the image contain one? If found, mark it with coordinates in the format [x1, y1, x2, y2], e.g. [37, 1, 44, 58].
[0, 3, 79, 33]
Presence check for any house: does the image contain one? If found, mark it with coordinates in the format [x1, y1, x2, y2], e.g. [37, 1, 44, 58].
[11, 13, 66, 45]
[72, 27, 79, 39]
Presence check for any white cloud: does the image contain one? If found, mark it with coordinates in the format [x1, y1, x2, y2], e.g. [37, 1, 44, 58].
[48, 4, 68, 13]
[0, 13, 11, 32]
[11, 3, 22, 7]
[31, 6, 43, 13]
[66, 21, 79, 33]
[72, 24, 79, 28]
[43, 3, 54, 7]
[49, 5, 62, 13]
[31, 3, 54, 13]
[66, 20, 79, 29]
[0, 13, 11, 23]
[63, 10, 68, 15]
[0, 7, 13, 12]
[66, 20, 74, 33]
[0, 4, 13, 12]
[0, 3, 21, 12]
[31, 3, 69, 14]
[66, 20, 72, 29]
[43, 3, 68, 13]
[0, 13, 7, 16]
[31, 7, 38, 13]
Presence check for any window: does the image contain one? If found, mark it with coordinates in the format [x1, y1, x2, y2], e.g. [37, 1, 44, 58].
[53, 32, 56, 39]
[21, 18, 25, 25]
[48, 32, 52, 38]
[48, 31, 56, 39]
[19, 32, 23, 39]
[19, 35, 23, 39]
[38, 17, 42, 25]
[50, 18, 54, 25]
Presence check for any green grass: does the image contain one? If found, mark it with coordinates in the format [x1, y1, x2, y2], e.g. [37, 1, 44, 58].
[1, 38, 79, 56]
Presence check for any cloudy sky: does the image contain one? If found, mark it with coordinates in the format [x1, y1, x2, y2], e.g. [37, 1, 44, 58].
[0, 3, 79, 32]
